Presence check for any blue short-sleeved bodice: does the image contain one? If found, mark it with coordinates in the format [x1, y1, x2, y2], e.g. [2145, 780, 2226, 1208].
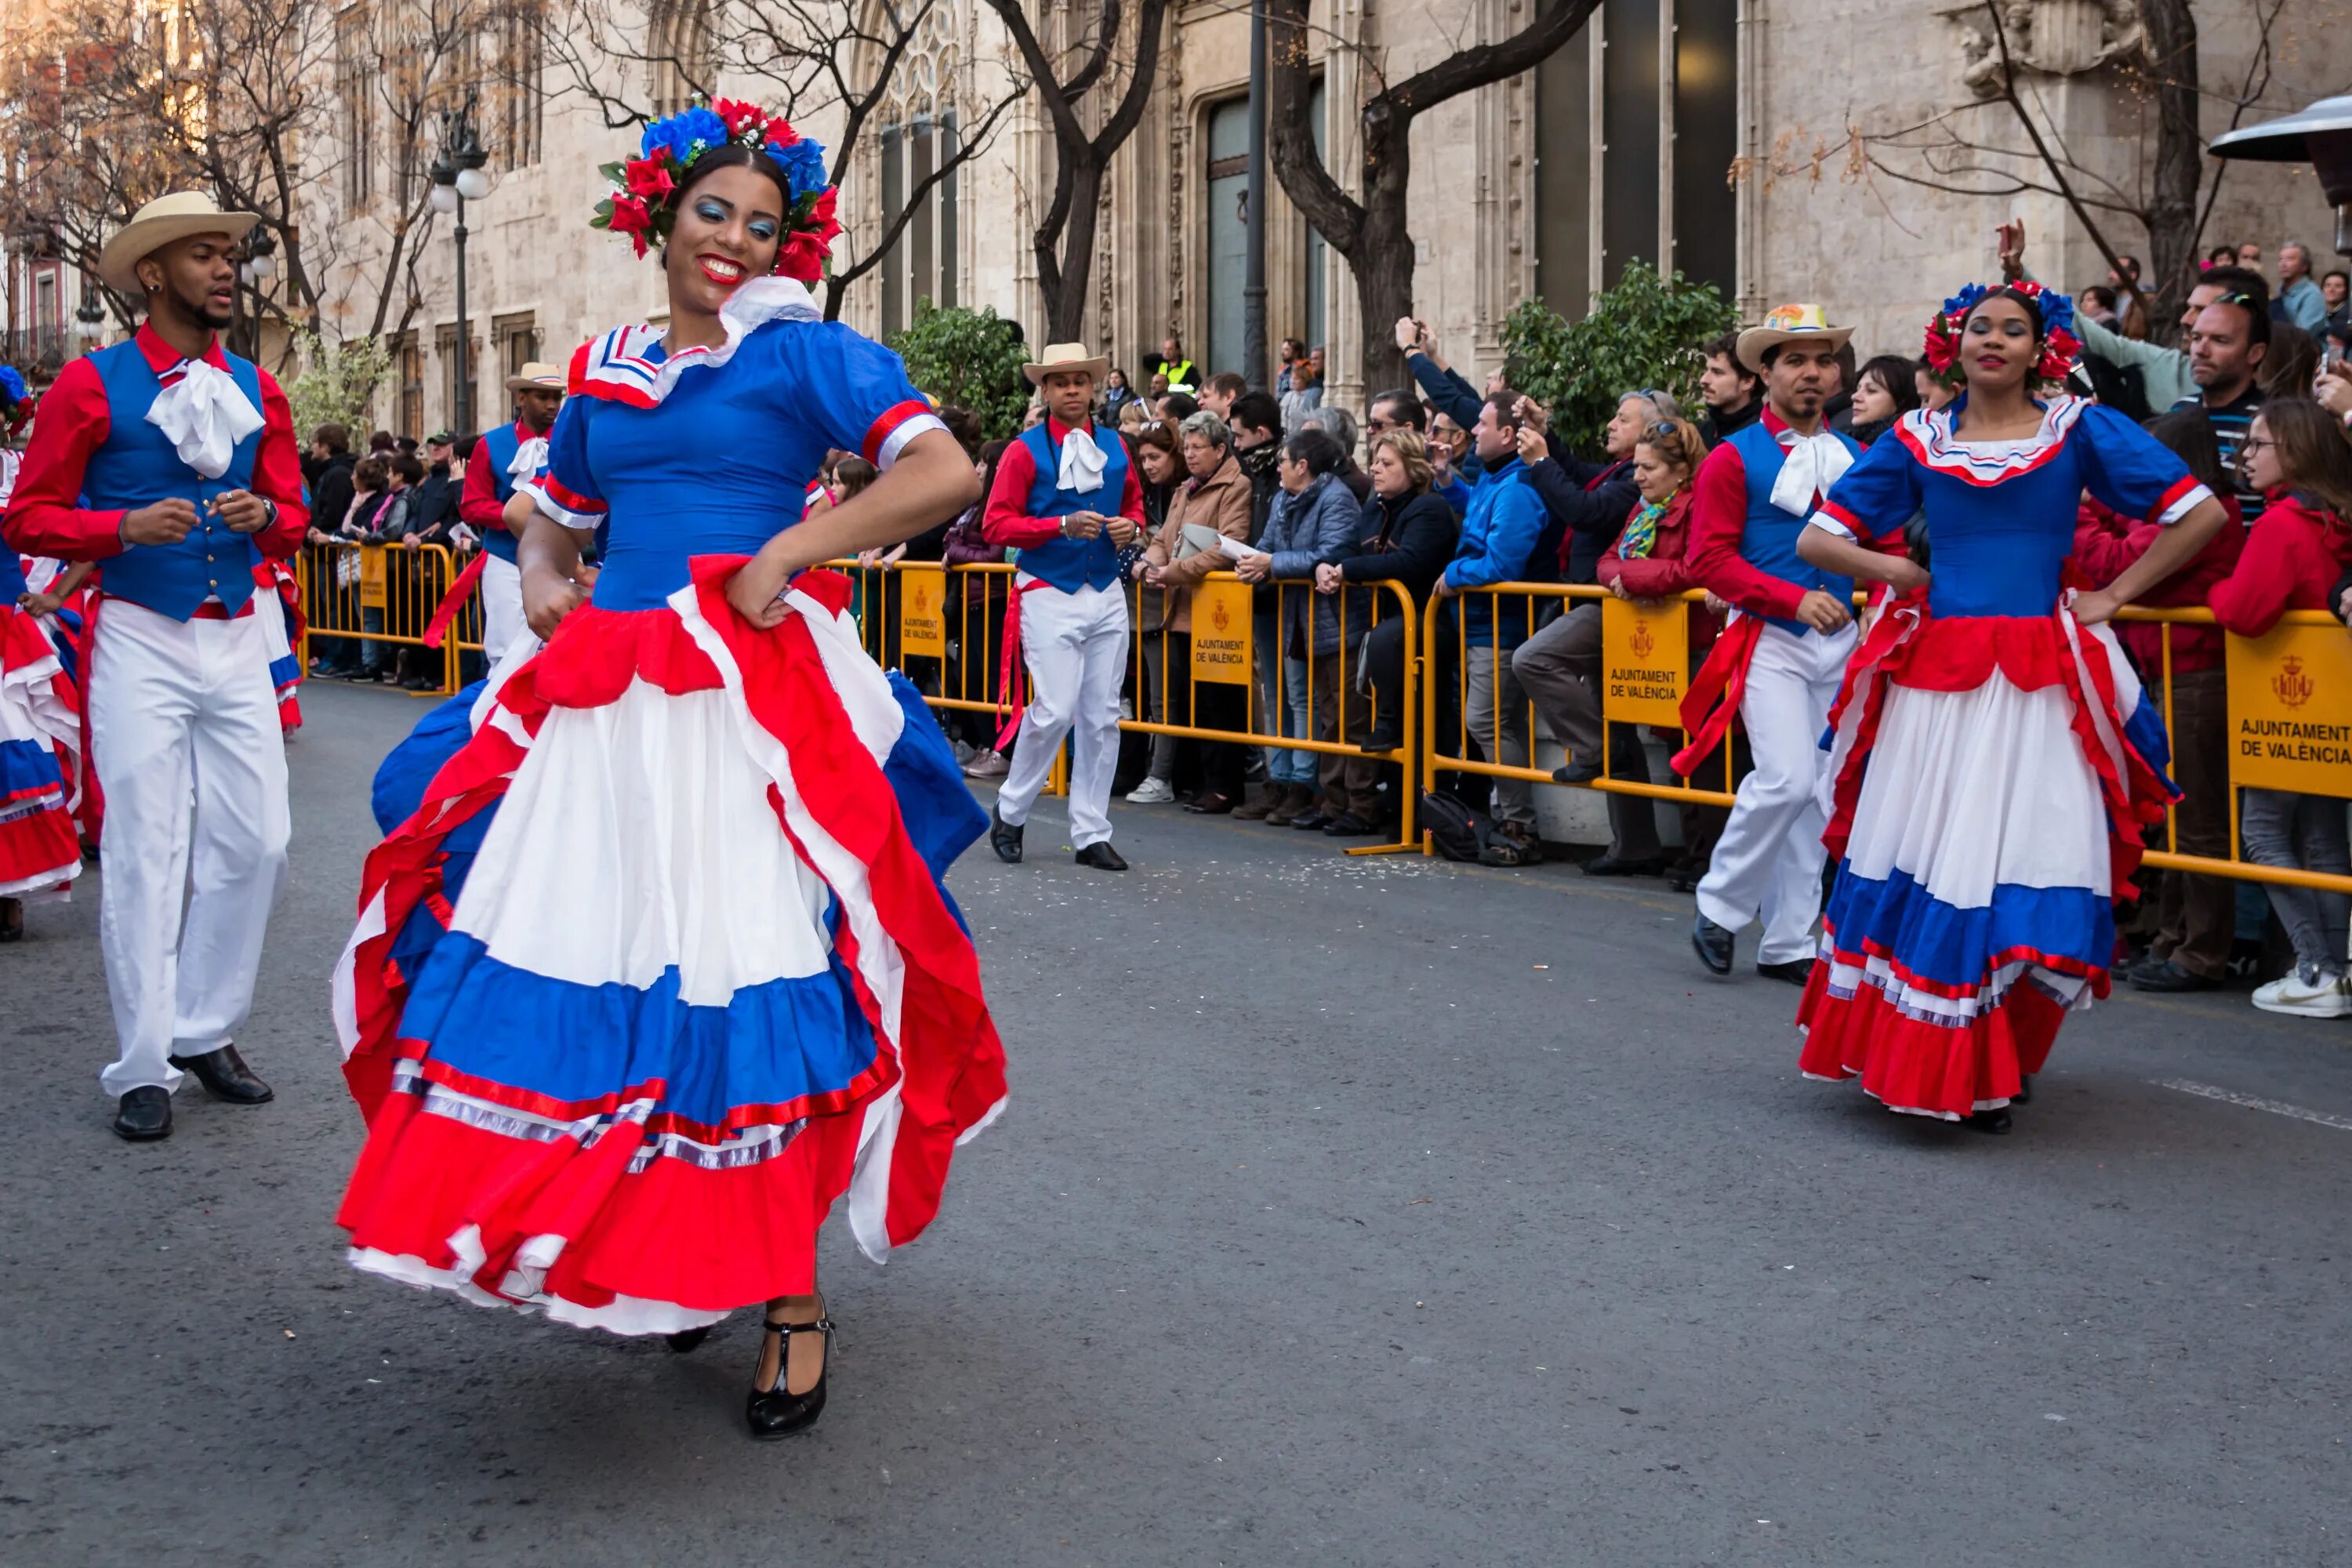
[1820, 398, 2208, 620]
[543, 294, 934, 611]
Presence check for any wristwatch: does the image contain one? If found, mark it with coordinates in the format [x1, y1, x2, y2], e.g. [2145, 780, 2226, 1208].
[260, 496, 281, 528]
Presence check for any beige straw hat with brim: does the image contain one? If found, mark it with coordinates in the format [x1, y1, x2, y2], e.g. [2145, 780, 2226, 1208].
[504, 361, 567, 391]
[1733, 303, 1855, 373]
[99, 192, 260, 295]
[1023, 342, 1111, 387]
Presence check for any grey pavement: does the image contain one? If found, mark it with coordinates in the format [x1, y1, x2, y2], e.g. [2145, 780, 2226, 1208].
[4, 680, 2349, 1567]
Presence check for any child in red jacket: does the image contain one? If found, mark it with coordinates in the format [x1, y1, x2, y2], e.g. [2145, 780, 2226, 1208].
[2208, 398, 2352, 1018]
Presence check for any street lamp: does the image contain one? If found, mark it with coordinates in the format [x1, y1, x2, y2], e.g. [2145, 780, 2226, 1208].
[2209, 95, 2352, 258]
[238, 223, 277, 285]
[429, 93, 493, 433]
[73, 292, 106, 344]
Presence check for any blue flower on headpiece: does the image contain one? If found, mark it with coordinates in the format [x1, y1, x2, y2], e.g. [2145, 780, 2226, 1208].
[771, 137, 830, 204]
[0, 365, 25, 406]
[641, 105, 729, 169]
[1940, 283, 1990, 320]
[2034, 286, 2076, 337]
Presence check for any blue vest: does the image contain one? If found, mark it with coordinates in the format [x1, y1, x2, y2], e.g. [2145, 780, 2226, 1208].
[1012, 423, 1127, 593]
[83, 340, 266, 621]
[1728, 420, 1860, 636]
[474, 421, 526, 563]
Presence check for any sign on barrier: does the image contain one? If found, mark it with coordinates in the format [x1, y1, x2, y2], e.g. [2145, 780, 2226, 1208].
[898, 564, 946, 658]
[1601, 596, 1687, 726]
[1190, 579, 1254, 685]
[2227, 622, 2352, 798]
[359, 545, 387, 610]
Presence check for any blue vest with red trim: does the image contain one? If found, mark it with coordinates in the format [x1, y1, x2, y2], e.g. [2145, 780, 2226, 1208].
[474, 421, 525, 563]
[1728, 419, 1860, 637]
[82, 339, 265, 621]
[1014, 423, 1127, 593]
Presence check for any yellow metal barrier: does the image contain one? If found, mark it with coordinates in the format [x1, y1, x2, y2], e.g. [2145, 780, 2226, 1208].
[1423, 581, 2352, 895]
[832, 559, 1425, 854]
[295, 541, 461, 695]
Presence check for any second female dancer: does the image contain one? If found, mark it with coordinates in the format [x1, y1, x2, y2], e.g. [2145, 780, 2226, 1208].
[332, 100, 1007, 1438]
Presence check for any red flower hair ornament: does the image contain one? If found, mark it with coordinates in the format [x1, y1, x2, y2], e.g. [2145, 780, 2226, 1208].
[1922, 280, 2082, 391]
[590, 97, 840, 283]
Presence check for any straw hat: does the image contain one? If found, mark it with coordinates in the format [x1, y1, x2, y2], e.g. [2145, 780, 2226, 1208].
[1022, 342, 1110, 387]
[98, 192, 260, 295]
[504, 361, 565, 391]
[1734, 303, 1854, 372]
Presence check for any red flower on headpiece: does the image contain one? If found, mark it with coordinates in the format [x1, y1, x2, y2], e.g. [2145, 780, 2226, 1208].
[1921, 316, 1960, 375]
[762, 114, 800, 150]
[713, 98, 767, 141]
[804, 186, 843, 245]
[607, 194, 655, 258]
[623, 149, 675, 203]
[778, 230, 831, 283]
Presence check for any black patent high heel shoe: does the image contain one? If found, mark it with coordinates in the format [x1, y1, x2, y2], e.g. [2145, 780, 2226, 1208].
[746, 1303, 833, 1439]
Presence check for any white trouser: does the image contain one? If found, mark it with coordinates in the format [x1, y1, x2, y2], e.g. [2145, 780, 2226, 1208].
[88, 600, 292, 1095]
[1696, 619, 1855, 965]
[481, 554, 525, 665]
[995, 579, 1130, 850]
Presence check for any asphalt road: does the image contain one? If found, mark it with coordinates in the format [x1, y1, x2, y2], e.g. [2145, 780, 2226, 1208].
[4, 680, 2349, 1567]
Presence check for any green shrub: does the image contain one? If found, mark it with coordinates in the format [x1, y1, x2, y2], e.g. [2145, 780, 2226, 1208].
[885, 299, 1032, 441]
[1503, 261, 1739, 452]
[284, 327, 390, 441]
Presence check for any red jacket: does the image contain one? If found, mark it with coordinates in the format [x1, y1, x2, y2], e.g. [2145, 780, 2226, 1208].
[2208, 490, 2352, 637]
[1595, 489, 1720, 655]
[2071, 493, 2243, 674]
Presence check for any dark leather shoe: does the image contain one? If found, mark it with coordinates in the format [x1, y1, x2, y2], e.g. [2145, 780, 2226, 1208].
[113, 1086, 172, 1141]
[168, 1044, 273, 1104]
[2012, 1074, 2034, 1106]
[1582, 851, 1665, 877]
[1756, 957, 1815, 986]
[989, 805, 1023, 865]
[1358, 728, 1402, 753]
[1322, 811, 1376, 837]
[746, 1312, 833, 1440]
[1289, 810, 1334, 832]
[1665, 857, 1704, 895]
[1074, 843, 1129, 871]
[2131, 959, 2219, 993]
[665, 1327, 713, 1353]
[1968, 1108, 2013, 1134]
[1690, 913, 1734, 975]
[1185, 792, 1238, 815]
[1552, 760, 1605, 786]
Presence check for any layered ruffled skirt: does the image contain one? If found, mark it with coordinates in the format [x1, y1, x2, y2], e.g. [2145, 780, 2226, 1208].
[1796, 595, 2174, 1119]
[332, 564, 1006, 1333]
[0, 604, 83, 900]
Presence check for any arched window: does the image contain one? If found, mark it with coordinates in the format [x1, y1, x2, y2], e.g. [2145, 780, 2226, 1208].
[868, 2, 959, 338]
[645, 0, 715, 117]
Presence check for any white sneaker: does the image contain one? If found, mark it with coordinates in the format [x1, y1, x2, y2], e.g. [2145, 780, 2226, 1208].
[1125, 777, 1177, 804]
[2251, 967, 2352, 1019]
[963, 750, 1009, 780]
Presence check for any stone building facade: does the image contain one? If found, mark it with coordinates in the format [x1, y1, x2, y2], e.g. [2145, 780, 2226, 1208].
[260, 0, 2347, 437]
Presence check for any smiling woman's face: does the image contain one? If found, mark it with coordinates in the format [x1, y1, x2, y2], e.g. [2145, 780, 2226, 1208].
[663, 160, 786, 318]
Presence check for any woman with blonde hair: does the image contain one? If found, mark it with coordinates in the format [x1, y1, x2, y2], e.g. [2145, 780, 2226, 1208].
[1325, 427, 1459, 774]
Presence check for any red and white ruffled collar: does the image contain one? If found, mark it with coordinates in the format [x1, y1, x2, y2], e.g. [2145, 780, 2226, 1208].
[1894, 394, 2087, 488]
[567, 276, 822, 408]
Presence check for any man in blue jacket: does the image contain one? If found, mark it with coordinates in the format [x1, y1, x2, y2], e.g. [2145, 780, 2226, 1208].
[1433, 387, 1549, 863]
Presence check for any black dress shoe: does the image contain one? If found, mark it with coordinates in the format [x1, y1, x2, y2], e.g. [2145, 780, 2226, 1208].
[1289, 810, 1334, 832]
[1184, 791, 1237, 815]
[1755, 957, 1815, 986]
[168, 1044, 274, 1104]
[113, 1086, 172, 1141]
[1358, 728, 1401, 753]
[1074, 843, 1129, 871]
[1690, 913, 1734, 975]
[746, 1312, 833, 1439]
[2012, 1075, 2034, 1106]
[1967, 1108, 2013, 1134]
[665, 1327, 713, 1353]
[1581, 851, 1665, 877]
[989, 805, 1023, 865]
[1322, 811, 1376, 837]
[2130, 959, 2219, 993]
[1552, 760, 1605, 786]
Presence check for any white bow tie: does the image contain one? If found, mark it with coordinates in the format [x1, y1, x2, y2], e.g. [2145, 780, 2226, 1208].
[509, 435, 550, 480]
[1769, 427, 1854, 517]
[145, 360, 263, 481]
[1056, 425, 1108, 495]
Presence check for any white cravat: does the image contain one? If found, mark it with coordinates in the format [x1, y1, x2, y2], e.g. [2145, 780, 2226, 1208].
[508, 434, 550, 481]
[145, 359, 264, 480]
[1056, 424, 1108, 495]
[1769, 426, 1854, 517]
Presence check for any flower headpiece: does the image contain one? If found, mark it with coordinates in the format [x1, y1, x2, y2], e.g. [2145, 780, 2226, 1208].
[0, 365, 30, 433]
[592, 98, 843, 284]
[1922, 280, 2081, 390]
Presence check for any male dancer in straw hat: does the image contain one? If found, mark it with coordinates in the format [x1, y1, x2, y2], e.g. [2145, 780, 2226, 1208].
[1676, 304, 1864, 985]
[459, 361, 566, 662]
[979, 342, 1143, 871]
[5, 192, 310, 1140]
